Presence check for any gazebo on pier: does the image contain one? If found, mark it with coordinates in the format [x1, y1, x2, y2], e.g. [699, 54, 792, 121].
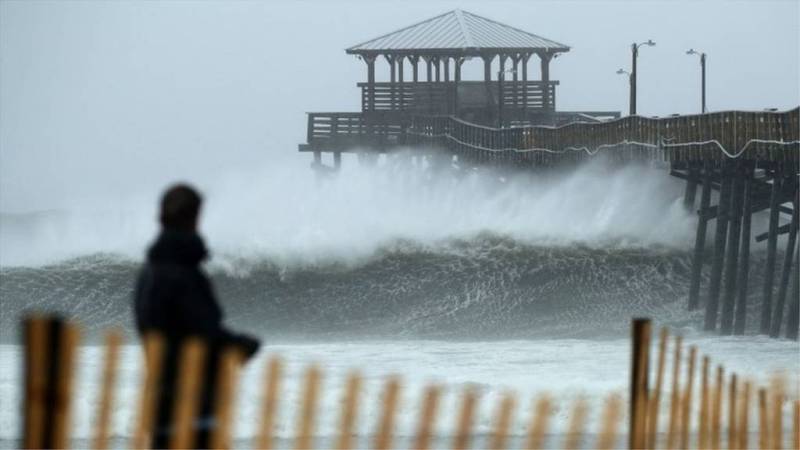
[300, 9, 619, 162]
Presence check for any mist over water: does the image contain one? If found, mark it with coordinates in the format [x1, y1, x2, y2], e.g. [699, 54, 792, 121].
[0, 155, 694, 269]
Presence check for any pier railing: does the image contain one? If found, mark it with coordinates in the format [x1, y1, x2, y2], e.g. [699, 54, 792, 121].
[406, 108, 800, 164]
[18, 315, 799, 450]
[358, 81, 558, 113]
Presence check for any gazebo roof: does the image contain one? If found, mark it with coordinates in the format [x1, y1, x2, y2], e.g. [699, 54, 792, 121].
[346, 9, 570, 56]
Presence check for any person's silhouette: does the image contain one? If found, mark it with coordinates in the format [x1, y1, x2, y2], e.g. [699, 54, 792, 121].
[134, 183, 260, 448]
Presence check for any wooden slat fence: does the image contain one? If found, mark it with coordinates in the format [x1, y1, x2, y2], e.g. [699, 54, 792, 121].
[18, 315, 800, 449]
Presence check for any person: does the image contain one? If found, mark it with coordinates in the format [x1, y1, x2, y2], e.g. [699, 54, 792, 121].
[134, 183, 260, 449]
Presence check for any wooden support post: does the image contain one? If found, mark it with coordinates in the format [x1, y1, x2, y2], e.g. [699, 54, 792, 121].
[705, 166, 733, 330]
[93, 330, 122, 450]
[132, 332, 166, 450]
[562, 398, 588, 450]
[630, 318, 651, 450]
[522, 54, 530, 119]
[689, 163, 712, 310]
[721, 165, 745, 334]
[452, 388, 477, 450]
[761, 171, 783, 333]
[683, 163, 699, 211]
[313, 151, 321, 165]
[489, 394, 515, 450]
[397, 57, 404, 110]
[170, 337, 207, 450]
[412, 386, 440, 450]
[335, 372, 361, 450]
[699, 356, 710, 450]
[728, 374, 738, 449]
[666, 336, 683, 449]
[596, 394, 622, 450]
[374, 377, 400, 450]
[210, 348, 244, 450]
[646, 328, 668, 450]
[785, 238, 800, 340]
[410, 56, 419, 83]
[22, 316, 49, 450]
[525, 396, 551, 450]
[711, 366, 724, 450]
[679, 346, 696, 450]
[539, 51, 553, 113]
[294, 366, 320, 450]
[734, 164, 754, 334]
[256, 357, 283, 450]
[770, 193, 798, 338]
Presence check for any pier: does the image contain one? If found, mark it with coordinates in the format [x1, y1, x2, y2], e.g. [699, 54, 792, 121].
[299, 10, 800, 340]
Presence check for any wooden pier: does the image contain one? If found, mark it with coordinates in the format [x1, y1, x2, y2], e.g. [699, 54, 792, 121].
[299, 10, 800, 339]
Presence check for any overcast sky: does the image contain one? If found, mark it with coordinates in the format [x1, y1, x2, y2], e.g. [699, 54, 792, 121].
[1, 0, 798, 213]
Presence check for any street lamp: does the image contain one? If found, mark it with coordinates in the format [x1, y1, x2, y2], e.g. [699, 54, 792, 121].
[629, 39, 656, 115]
[686, 49, 707, 113]
[497, 68, 516, 128]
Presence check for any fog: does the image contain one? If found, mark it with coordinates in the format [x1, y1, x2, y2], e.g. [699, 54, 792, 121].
[1, 0, 798, 212]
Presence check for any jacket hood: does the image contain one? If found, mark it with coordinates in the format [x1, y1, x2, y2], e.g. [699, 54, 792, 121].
[147, 230, 208, 266]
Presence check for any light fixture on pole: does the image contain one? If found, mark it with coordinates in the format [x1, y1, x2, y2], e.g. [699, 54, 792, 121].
[686, 48, 707, 113]
[630, 39, 656, 115]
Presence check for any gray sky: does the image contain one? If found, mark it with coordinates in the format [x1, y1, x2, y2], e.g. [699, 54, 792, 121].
[1, 0, 798, 212]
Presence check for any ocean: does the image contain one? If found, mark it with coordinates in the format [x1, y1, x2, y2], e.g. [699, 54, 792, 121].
[0, 156, 797, 448]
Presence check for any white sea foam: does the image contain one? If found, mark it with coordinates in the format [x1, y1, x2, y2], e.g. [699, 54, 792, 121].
[0, 155, 697, 269]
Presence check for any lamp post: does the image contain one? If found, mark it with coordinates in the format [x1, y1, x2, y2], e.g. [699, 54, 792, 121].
[686, 49, 707, 113]
[497, 68, 516, 128]
[630, 39, 656, 115]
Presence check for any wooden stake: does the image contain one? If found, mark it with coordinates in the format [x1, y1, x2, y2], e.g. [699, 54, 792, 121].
[489, 393, 515, 450]
[452, 387, 477, 450]
[412, 385, 441, 450]
[131, 332, 165, 450]
[699, 356, 710, 450]
[23, 316, 49, 450]
[374, 377, 401, 450]
[524, 395, 551, 450]
[728, 374, 738, 450]
[792, 400, 798, 450]
[51, 321, 80, 450]
[93, 329, 122, 450]
[335, 371, 362, 450]
[170, 337, 207, 450]
[680, 346, 697, 449]
[596, 393, 622, 450]
[295, 365, 321, 450]
[256, 356, 283, 450]
[666, 336, 683, 449]
[737, 381, 750, 450]
[647, 328, 669, 450]
[771, 379, 784, 450]
[210, 347, 244, 450]
[711, 366, 724, 450]
[563, 397, 588, 450]
[631, 318, 652, 449]
[759, 388, 768, 450]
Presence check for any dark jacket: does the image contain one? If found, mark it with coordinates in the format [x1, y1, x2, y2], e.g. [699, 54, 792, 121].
[134, 230, 259, 447]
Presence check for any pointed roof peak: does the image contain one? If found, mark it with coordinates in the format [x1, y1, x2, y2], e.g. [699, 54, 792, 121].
[346, 10, 569, 55]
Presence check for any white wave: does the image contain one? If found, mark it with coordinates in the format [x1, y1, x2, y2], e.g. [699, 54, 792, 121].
[0, 154, 696, 268]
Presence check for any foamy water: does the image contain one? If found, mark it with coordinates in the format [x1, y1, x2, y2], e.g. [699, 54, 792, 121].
[1, 334, 797, 448]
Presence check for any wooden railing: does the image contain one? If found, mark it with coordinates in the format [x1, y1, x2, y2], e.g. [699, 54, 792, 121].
[406, 108, 800, 164]
[303, 112, 406, 151]
[17, 315, 800, 450]
[358, 81, 558, 113]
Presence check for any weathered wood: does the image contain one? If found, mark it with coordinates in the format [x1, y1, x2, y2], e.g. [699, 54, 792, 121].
[761, 173, 783, 333]
[256, 357, 283, 450]
[689, 163, 712, 310]
[629, 318, 650, 449]
[705, 166, 733, 331]
[770, 192, 798, 338]
[93, 330, 123, 450]
[734, 165, 754, 334]
[721, 165, 746, 334]
[683, 163, 699, 210]
[646, 328, 668, 449]
[524, 396, 551, 450]
[412, 386, 440, 450]
[785, 238, 800, 340]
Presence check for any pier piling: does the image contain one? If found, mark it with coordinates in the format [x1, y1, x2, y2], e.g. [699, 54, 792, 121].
[689, 163, 712, 311]
[760, 171, 782, 334]
[705, 165, 732, 331]
[770, 193, 798, 338]
[721, 165, 745, 335]
[733, 164, 754, 335]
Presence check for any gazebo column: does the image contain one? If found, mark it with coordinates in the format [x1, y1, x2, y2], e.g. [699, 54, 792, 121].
[498, 54, 507, 127]
[483, 54, 494, 123]
[444, 57, 450, 82]
[454, 57, 463, 115]
[425, 56, 433, 81]
[522, 53, 530, 119]
[364, 54, 376, 145]
[512, 55, 520, 119]
[410, 55, 419, 82]
[385, 54, 396, 110]
[434, 57, 441, 82]
[398, 56, 404, 110]
[539, 51, 554, 113]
